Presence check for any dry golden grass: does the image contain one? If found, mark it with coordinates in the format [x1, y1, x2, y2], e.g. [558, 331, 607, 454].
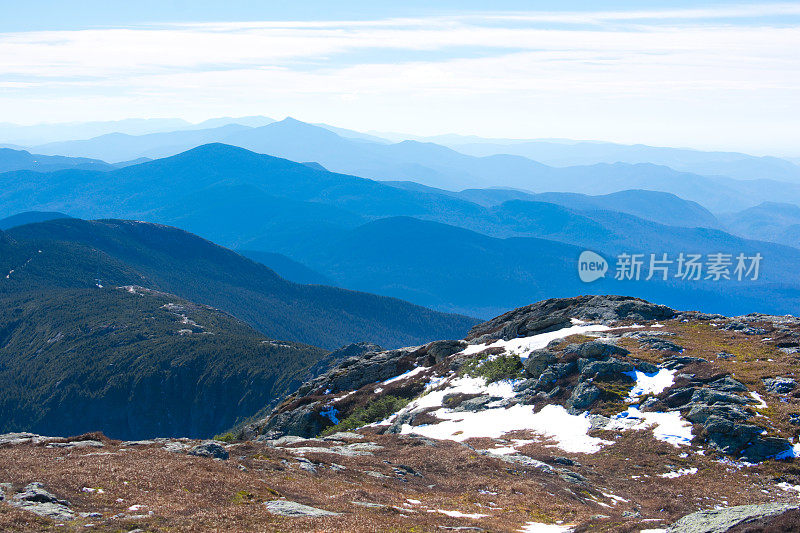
[4, 316, 800, 532]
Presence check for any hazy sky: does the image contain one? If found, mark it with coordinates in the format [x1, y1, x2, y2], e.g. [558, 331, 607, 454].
[1, 1, 798, 154]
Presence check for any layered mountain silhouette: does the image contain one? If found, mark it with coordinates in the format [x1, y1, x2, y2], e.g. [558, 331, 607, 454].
[23, 118, 800, 212]
[2, 143, 800, 318]
[442, 138, 800, 183]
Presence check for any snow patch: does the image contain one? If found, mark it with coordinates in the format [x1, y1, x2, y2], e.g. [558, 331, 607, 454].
[402, 403, 612, 454]
[750, 391, 768, 409]
[608, 407, 693, 447]
[518, 523, 574, 533]
[435, 509, 488, 519]
[660, 467, 698, 478]
[383, 366, 427, 385]
[625, 369, 676, 400]
[459, 323, 613, 360]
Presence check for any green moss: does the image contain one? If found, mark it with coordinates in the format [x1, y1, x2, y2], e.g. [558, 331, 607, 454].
[231, 490, 256, 504]
[320, 395, 411, 436]
[214, 432, 237, 443]
[461, 354, 525, 383]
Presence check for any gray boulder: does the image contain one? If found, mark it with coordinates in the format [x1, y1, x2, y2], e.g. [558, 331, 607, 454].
[10, 482, 75, 521]
[638, 337, 684, 352]
[466, 295, 674, 343]
[685, 403, 752, 424]
[524, 350, 557, 379]
[663, 356, 709, 370]
[690, 389, 750, 406]
[188, 441, 229, 460]
[635, 361, 660, 374]
[261, 402, 329, 439]
[263, 500, 341, 517]
[719, 321, 769, 335]
[568, 382, 601, 411]
[666, 502, 799, 533]
[640, 397, 666, 412]
[764, 377, 797, 394]
[565, 341, 630, 360]
[453, 395, 501, 412]
[664, 387, 697, 407]
[707, 376, 748, 393]
[580, 358, 635, 380]
[703, 416, 791, 461]
[426, 340, 468, 363]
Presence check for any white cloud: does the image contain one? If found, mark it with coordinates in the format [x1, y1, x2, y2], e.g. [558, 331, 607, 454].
[0, 3, 798, 152]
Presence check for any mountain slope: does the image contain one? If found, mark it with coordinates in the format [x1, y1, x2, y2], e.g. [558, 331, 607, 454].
[3, 218, 477, 349]
[0, 286, 327, 440]
[719, 202, 800, 249]
[0, 148, 113, 173]
[0, 211, 71, 230]
[291, 216, 800, 318]
[531, 189, 720, 229]
[238, 250, 334, 285]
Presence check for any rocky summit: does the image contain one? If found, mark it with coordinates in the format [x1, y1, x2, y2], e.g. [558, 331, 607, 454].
[3, 295, 800, 532]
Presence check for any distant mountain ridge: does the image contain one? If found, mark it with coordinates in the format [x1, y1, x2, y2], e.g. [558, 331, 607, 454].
[0, 211, 71, 230]
[19, 118, 800, 212]
[0, 148, 114, 173]
[442, 138, 800, 183]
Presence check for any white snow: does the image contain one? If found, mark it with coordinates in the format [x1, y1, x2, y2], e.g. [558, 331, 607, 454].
[436, 509, 488, 519]
[491, 439, 535, 455]
[607, 407, 693, 447]
[774, 442, 800, 460]
[458, 322, 613, 360]
[602, 492, 629, 503]
[660, 467, 698, 478]
[406, 499, 421, 505]
[625, 369, 676, 400]
[777, 482, 800, 494]
[383, 366, 428, 385]
[402, 402, 612, 454]
[749, 391, 768, 409]
[409, 377, 517, 411]
[518, 523, 574, 533]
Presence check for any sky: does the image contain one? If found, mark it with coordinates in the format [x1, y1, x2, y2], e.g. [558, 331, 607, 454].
[1, 1, 798, 154]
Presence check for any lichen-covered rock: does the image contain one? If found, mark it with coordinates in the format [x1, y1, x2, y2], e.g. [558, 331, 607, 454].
[763, 377, 797, 394]
[568, 382, 601, 411]
[263, 500, 341, 517]
[188, 441, 229, 460]
[706, 376, 748, 393]
[702, 416, 791, 461]
[524, 349, 558, 378]
[666, 502, 799, 533]
[466, 295, 674, 343]
[261, 402, 329, 439]
[10, 482, 75, 521]
[580, 358, 635, 380]
[565, 341, 630, 360]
